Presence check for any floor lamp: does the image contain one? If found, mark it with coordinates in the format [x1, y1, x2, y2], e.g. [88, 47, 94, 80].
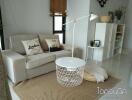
[65, 13, 98, 58]
[55, 13, 98, 87]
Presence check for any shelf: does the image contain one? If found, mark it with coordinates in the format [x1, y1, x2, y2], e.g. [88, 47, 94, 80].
[88, 46, 103, 49]
[115, 37, 122, 40]
[93, 23, 125, 61]
[114, 48, 121, 55]
[117, 25, 124, 34]
[114, 47, 121, 50]
[116, 34, 122, 40]
[115, 39, 122, 43]
[116, 32, 123, 34]
[114, 52, 120, 56]
[116, 33, 123, 36]
[114, 24, 124, 55]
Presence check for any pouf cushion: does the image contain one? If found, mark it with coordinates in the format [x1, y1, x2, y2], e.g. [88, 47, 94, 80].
[84, 65, 108, 83]
[83, 71, 97, 82]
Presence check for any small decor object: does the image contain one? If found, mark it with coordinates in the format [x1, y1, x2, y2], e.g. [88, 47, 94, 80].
[97, 0, 108, 7]
[100, 16, 111, 23]
[90, 40, 101, 47]
[22, 38, 43, 56]
[90, 40, 94, 47]
[94, 40, 101, 47]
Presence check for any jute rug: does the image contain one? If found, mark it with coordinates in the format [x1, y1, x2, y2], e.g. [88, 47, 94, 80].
[13, 71, 119, 100]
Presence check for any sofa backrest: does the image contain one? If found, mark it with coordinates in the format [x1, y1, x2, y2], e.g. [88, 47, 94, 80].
[38, 34, 59, 51]
[9, 33, 59, 54]
[9, 34, 38, 54]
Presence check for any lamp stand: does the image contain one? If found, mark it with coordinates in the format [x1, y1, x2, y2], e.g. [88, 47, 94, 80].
[72, 21, 76, 57]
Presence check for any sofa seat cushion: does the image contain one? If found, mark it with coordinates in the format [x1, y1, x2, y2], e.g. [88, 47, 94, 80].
[51, 50, 72, 59]
[26, 53, 55, 69]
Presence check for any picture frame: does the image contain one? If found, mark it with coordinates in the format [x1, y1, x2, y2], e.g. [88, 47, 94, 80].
[94, 40, 101, 47]
[90, 40, 101, 47]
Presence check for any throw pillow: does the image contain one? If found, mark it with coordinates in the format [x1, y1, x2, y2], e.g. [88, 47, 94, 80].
[45, 38, 60, 48]
[22, 38, 43, 56]
[38, 34, 59, 51]
[45, 38, 61, 52]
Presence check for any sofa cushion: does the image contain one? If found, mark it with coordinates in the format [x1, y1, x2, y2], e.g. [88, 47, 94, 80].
[10, 34, 38, 54]
[38, 34, 59, 51]
[26, 53, 55, 69]
[22, 38, 43, 56]
[51, 50, 72, 59]
[45, 38, 60, 48]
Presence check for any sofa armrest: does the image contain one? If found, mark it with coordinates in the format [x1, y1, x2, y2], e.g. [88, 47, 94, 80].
[2, 50, 27, 84]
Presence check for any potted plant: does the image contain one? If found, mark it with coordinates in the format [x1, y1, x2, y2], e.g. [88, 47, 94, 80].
[115, 8, 123, 21]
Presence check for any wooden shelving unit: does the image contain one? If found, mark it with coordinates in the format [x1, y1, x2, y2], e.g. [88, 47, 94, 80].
[114, 24, 125, 55]
[91, 23, 125, 62]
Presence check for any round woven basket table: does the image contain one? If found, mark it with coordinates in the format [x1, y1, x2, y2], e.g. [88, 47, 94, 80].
[55, 57, 86, 87]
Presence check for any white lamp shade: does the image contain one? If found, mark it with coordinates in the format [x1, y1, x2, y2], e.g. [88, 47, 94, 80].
[90, 14, 98, 21]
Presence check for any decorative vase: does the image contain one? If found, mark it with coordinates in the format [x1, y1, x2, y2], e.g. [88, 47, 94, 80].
[90, 41, 94, 47]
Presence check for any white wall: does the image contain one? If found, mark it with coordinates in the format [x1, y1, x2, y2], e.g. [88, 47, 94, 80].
[90, 0, 128, 15]
[123, 0, 132, 49]
[66, 0, 128, 59]
[88, 0, 128, 41]
[66, 0, 90, 59]
[0, 0, 52, 49]
[87, 0, 128, 59]
[89, 0, 128, 39]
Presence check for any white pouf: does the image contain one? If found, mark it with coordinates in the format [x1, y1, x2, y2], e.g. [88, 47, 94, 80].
[56, 57, 86, 87]
[84, 65, 108, 83]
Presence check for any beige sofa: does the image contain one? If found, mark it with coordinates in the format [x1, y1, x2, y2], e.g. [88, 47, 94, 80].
[2, 34, 72, 84]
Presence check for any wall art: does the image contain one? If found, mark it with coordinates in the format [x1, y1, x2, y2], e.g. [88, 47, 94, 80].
[97, 0, 108, 7]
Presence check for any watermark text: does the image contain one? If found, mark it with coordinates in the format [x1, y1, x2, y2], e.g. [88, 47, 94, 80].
[97, 87, 127, 95]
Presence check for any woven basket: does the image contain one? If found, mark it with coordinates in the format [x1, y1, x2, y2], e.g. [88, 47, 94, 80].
[100, 16, 111, 23]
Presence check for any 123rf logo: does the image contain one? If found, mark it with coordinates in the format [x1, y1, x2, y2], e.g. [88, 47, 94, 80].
[97, 87, 127, 95]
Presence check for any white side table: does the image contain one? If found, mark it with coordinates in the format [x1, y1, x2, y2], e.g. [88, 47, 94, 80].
[55, 57, 86, 87]
[87, 46, 104, 63]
